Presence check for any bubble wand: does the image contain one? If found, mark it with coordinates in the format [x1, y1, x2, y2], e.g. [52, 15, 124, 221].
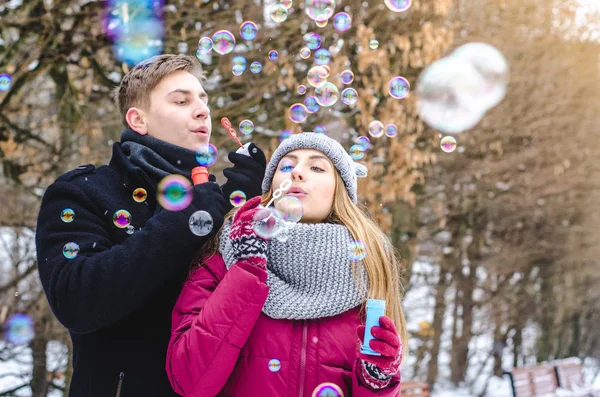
[221, 117, 244, 149]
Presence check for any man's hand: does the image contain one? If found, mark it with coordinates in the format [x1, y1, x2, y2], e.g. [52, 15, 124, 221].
[222, 143, 267, 204]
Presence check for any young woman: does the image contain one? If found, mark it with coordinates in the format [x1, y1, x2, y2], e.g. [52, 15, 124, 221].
[166, 133, 408, 396]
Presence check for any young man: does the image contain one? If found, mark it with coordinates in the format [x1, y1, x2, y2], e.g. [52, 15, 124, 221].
[35, 54, 266, 397]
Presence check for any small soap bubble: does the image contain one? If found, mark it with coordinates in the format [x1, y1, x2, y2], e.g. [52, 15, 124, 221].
[232, 65, 245, 76]
[196, 143, 218, 167]
[300, 47, 312, 59]
[316, 19, 328, 28]
[113, 209, 132, 228]
[126, 225, 135, 235]
[212, 30, 236, 55]
[348, 240, 367, 261]
[305, 0, 336, 22]
[304, 32, 322, 50]
[289, 103, 308, 123]
[253, 207, 284, 239]
[198, 37, 213, 53]
[333, 12, 351, 31]
[384, 0, 412, 12]
[440, 136, 457, 153]
[5, 314, 35, 345]
[314, 82, 339, 107]
[321, 65, 331, 78]
[60, 208, 75, 223]
[307, 65, 328, 87]
[369, 39, 379, 49]
[355, 136, 371, 150]
[279, 158, 296, 173]
[189, 210, 214, 236]
[314, 125, 327, 134]
[271, 4, 289, 22]
[280, 130, 293, 141]
[368, 120, 384, 138]
[232, 56, 248, 71]
[250, 61, 263, 74]
[389, 76, 410, 99]
[157, 175, 193, 211]
[385, 124, 399, 137]
[304, 96, 321, 113]
[349, 145, 365, 160]
[277, 195, 304, 223]
[269, 50, 279, 61]
[297, 85, 307, 95]
[239, 120, 255, 135]
[240, 21, 258, 40]
[312, 382, 344, 397]
[268, 358, 281, 372]
[230, 190, 247, 207]
[281, 0, 293, 8]
[133, 188, 147, 203]
[63, 242, 80, 259]
[341, 88, 358, 105]
[0, 74, 13, 92]
[339, 70, 354, 84]
[314, 48, 331, 65]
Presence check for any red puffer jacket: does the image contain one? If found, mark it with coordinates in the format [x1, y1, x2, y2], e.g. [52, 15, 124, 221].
[166, 253, 401, 397]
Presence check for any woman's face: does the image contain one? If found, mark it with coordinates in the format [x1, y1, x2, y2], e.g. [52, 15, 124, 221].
[271, 149, 336, 223]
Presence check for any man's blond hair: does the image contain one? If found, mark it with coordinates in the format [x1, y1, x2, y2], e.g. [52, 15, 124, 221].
[113, 54, 207, 128]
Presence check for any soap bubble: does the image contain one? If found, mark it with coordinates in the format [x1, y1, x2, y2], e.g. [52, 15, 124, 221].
[60, 208, 75, 223]
[300, 47, 312, 59]
[232, 56, 248, 71]
[280, 130, 293, 141]
[253, 207, 284, 239]
[157, 175, 193, 211]
[355, 136, 371, 150]
[279, 158, 295, 173]
[368, 120, 384, 138]
[0, 74, 12, 92]
[276, 195, 304, 223]
[239, 120, 254, 135]
[389, 76, 410, 99]
[250, 61, 263, 74]
[312, 382, 344, 397]
[321, 65, 331, 78]
[304, 96, 321, 113]
[440, 136, 457, 153]
[268, 358, 281, 372]
[189, 210, 214, 236]
[289, 103, 308, 123]
[450, 42, 509, 110]
[240, 21, 258, 40]
[316, 19, 328, 28]
[269, 50, 279, 61]
[271, 4, 289, 22]
[416, 56, 487, 133]
[384, 0, 412, 12]
[198, 37, 213, 53]
[113, 209, 132, 228]
[212, 30, 235, 55]
[305, 0, 336, 22]
[232, 65, 244, 76]
[339, 70, 354, 84]
[196, 143, 218, 167]
[385, 124, 399, 138]
[230, 190, 247, 207]
[297, 85, 307, 95]
[133, 188, 147, 203]
[333, 12, 351, 31]
[369, 39, 379, 49]
[304, 32, 322, 50]
[314, 82, 339, 107]
[341, 88, 358, 105]
[4, 314, 35, 345]
[314, 125, 327, 134]
[307, 65, 328, 87]
[349, 145, 365, 160]
[63, 242, 80, 259]
[314, 48, 331, 66]
[348, 240, 367, 261]
[281, 0, 293, 8]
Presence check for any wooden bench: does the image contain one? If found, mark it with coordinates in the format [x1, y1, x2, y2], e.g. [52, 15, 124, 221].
[554, 359, 600, 397]
[400, 381, 430, 397]
[504, 364, 558, 397]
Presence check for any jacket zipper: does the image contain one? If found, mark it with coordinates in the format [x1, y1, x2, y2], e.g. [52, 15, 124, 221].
[298, 321, 308, 397]
[115, 372, 124, 397]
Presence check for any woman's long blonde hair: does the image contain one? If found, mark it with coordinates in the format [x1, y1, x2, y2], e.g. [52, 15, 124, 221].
[202, 170, 409, 358]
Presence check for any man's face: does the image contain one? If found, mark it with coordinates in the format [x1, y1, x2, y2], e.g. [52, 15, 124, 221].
[141, 70, 211, 152]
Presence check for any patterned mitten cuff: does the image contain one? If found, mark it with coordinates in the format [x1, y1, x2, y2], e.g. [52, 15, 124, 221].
[358, 359, 393, 390]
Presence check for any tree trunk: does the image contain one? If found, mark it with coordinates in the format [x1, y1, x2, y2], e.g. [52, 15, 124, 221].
[427, 268, 451, 385]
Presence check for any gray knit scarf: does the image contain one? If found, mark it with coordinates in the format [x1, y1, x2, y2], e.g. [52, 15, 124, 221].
[120, 129, 199, 184]
[219, 219, 369, 320]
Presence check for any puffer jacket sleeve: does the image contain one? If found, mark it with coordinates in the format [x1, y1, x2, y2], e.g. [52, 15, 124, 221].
[166, 256, 269, 396]
[351, 359, 401, 397]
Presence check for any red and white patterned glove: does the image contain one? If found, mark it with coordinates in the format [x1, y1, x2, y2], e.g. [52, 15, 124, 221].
[229, 196, 269, 270]
[356, 316, 403, 390]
